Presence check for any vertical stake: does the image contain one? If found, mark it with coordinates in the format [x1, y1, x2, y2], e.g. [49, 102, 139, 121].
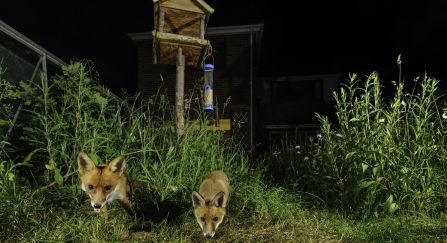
[176, 47, 185, 137]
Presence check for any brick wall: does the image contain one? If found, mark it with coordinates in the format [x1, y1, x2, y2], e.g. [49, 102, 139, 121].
[136, 33, 260, 119]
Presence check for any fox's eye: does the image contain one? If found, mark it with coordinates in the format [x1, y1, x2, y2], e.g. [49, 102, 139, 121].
[200, 217, 205, 222]
[105, 185, 112, 191]
[88, 185, 93, 190]
[213, 217, 218, 221]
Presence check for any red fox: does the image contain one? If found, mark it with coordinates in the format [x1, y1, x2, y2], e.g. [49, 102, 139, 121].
[192, 170, 231, 238]
[77, 152, 134, 220]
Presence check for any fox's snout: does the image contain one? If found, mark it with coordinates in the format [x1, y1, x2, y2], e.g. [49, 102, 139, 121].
[82, 183, 109, 213]
[196, 215, 223, 238]
[92, 202, 105, 213]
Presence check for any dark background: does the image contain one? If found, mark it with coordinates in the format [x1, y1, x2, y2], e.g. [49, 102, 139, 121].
[2, 0, 447, 96]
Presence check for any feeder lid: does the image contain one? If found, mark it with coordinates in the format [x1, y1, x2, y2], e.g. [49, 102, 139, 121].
[203, 63, 214, 71]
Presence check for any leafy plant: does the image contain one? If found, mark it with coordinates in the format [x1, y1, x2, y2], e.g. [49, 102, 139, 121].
[17, 60, 126, 191]
[0, 59, 32, 199]
[261, 56, 447, 218]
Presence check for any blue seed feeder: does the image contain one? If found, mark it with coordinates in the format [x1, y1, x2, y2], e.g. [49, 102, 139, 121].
[203, 63, 214, 112]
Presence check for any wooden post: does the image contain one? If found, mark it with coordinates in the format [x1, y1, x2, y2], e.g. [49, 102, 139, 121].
[158, 8, 165, 33]
[199, 16, 205, 39]
[176, 47, 185, 137]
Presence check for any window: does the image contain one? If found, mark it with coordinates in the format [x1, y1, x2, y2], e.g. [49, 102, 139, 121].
[271, 80, 323, 103]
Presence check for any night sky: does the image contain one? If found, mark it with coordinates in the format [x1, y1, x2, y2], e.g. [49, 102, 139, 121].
[2, 0, 447, 96]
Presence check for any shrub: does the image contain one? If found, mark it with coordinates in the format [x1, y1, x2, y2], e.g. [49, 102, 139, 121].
[262, 70, 447, 218]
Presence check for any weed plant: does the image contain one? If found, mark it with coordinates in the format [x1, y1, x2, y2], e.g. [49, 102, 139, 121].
[262, 66, 447, 219]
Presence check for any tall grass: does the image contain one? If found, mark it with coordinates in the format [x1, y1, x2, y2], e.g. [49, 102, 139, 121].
[262, 69, 447, 218]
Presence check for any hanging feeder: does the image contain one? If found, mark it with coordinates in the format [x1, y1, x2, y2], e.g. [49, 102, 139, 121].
[203, 45, 214, 112]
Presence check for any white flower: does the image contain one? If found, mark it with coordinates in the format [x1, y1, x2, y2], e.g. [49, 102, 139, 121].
[317, 134, 322, 139]
[443, 113, 447, 119]
[304, 157, 309, 161]
[379, 118, 385, 123]
[295, 145, 300, 149]
[401, 100, 406, 106]
[336, 133, 343, 137]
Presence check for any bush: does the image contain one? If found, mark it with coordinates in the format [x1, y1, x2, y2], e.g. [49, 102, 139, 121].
[262, 70, 447, 218]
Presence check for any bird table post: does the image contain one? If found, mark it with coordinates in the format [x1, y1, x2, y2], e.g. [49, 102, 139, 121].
[176, 47, 185, 137]
[151, 0, 215, 137]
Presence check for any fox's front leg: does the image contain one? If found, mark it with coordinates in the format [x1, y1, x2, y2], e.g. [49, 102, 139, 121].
[120, 198, 134, 217]
[102, 205, 108, 222]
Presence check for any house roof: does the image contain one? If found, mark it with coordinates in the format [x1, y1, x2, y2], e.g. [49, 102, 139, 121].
[0, 20, 67, 67]
[192, 0, 214, 14]
[128, 23, 264, 43]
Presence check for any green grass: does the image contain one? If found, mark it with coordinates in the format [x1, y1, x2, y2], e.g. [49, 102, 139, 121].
[2, 60, 447, 242]
[2, 186, 447, 242]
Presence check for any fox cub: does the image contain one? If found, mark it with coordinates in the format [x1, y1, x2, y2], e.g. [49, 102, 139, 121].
[192, 170, 231, 238]
[77, 152, 134, 220]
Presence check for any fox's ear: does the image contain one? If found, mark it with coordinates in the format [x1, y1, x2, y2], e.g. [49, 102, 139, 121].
[192, 191, 204, 208]
[108, 155, 126, 175]
[214, 191, 227, 208]
[77, 152, 95, 174]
